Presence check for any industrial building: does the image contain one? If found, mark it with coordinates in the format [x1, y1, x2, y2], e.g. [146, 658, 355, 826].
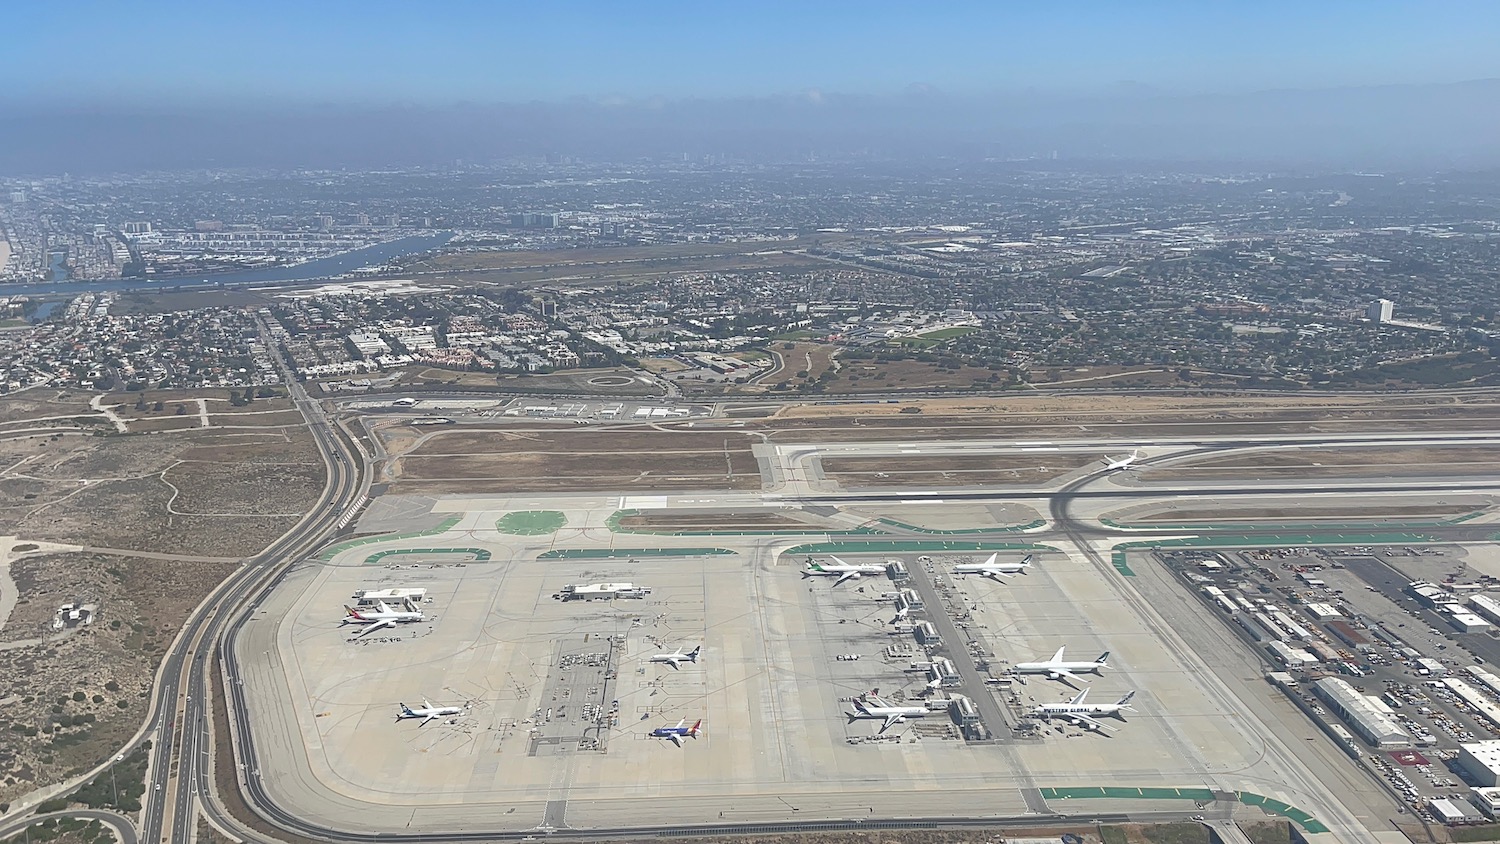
[352, 587, 427, 607]
[1448, 609, 1491, 633]
[1470, 595, 1500, 626]
[1458, 741, 1500, 787]
[1312, 677, 1412, 748]
[555, 582, 651, 602]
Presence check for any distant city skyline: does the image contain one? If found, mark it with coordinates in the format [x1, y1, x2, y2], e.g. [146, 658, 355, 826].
[5, 0, 1499, 106]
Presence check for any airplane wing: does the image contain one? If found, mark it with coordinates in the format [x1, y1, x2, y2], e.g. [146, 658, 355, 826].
[1049, 668, 1081, 682]
[1049, 647, 1067, 663]
[355, 618, 396, 637]
[865, 694, 890, 708]
[834, 570, 860, 586]
[668, 732, 684, 746]
[984, 569, 1015, 580]
[421, 713, 438, 727]
[1061, 712, 1116, 733]
[879, 714, 902, 734]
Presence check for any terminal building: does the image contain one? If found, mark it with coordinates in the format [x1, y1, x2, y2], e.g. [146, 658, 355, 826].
[1313, 677, 1412, 748]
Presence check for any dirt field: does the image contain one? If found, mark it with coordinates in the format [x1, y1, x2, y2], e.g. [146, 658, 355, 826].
[1121, 503, 1490, 523]
[826, 358, 1007, 393]
[0, 550, 237, 802]
[1149, 446, 1500, 481]
[381, 425, 762, 493]
[0, 426, 324, 556]
[0, 391, 96, 424]
[821, 453, 1100, 489]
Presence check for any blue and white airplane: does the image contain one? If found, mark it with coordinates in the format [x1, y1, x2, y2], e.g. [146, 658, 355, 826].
[650, 645, 701, 669]
[396, 700, 466, 727]
[650, 718, 703, 746]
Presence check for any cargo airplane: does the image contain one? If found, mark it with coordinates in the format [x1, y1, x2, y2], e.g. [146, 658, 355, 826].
[342, 600, 424, 636]
[1032, 689, 1135, 732]
[803, 556, 885, 586]
[651, 718, 703, 746]
[396, 700, 466, 727]
[953, 553, 1032, 580]
[1011, 647, 1109, 684]
[650, 645, 701, 669]
[848, 691, 928, 733]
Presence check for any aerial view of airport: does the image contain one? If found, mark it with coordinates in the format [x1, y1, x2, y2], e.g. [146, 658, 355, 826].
[5, 6, 1500, 844]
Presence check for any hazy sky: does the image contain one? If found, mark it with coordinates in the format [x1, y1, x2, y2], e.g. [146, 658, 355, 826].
[7, 0, 1499, 105]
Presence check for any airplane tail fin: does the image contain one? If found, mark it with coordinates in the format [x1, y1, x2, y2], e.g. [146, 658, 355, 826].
[689, 719, 702, 736]
[1095, 651, 1110, 666]
[1117, 691, 1136, 707]
[688, 646, 701, 662]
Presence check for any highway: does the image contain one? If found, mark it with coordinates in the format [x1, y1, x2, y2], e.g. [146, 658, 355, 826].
[136, 324, 366, 844]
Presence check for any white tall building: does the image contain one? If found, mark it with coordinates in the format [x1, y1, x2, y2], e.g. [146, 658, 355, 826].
[1367, 298, 1394, 323]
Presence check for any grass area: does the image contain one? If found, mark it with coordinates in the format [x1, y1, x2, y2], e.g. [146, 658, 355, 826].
[495, 510, 567, 535]
[363, 547, 490, 564]
[1140, 823, 1211, 844]
[1239, 821, 1294, 844]
[1450, 825, 1500, 842]
[914, 325, 979, 340]
[318, 517, 462, 559]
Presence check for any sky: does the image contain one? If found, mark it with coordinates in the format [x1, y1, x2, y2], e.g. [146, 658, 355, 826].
[6, 0, 1500, 105]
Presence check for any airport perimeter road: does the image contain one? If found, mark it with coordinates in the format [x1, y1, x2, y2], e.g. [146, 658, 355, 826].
[137, 331, 365, 844]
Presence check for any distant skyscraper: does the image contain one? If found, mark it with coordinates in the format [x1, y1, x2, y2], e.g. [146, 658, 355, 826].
[1367, 298, 1394, 323]
[8, 190, 25, 204]
[386, 214, 399, 228]
[355, 213, 371, 226]
[317, 215, 334, 231]
[123, 221, 152, 234]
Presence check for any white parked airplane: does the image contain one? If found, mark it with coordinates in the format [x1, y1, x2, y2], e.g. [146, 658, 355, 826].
[1032, 689, 1135, 732]
[803, 556, 886, 586]
[1011, 647, 1109, 683]
[1102, 449, 1141, 472]
[953, 553, 1033, 580]
[650, 645, 701, 669]
[848, 692, 928, 734]
[342, 601, 424, 637]
[396, 700, 466, 727]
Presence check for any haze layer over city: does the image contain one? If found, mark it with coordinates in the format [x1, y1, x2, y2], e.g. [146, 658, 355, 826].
[2, 5, 1500, 844]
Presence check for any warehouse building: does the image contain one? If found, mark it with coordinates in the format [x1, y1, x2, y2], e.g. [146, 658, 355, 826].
[1313, 677, 1412, 748]
[1458, 741, 1500, 787]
